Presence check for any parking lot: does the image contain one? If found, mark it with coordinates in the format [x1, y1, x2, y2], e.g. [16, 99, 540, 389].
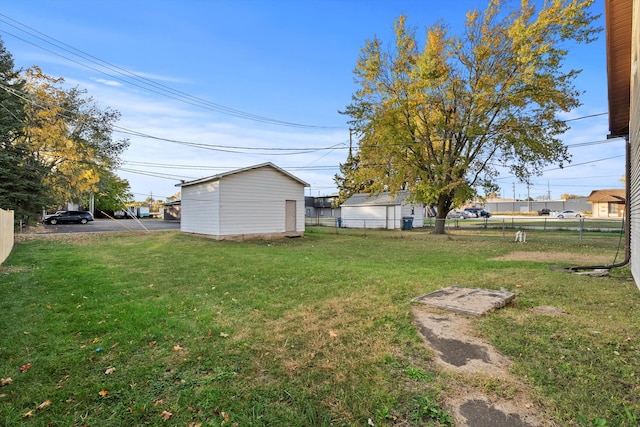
[37, 218, 180, 234]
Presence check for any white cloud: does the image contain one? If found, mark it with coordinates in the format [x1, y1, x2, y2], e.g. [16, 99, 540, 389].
[93, 78, 122, 87]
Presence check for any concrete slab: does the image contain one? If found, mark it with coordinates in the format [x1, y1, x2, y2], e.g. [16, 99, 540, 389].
[412, 285, 515, 316]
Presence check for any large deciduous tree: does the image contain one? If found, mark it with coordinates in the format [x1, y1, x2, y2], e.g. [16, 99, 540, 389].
[333, 149, 371, 206]
[22, 66, 130, 206]
[341, 0, 599, 234]
[93, 170, 133, 213]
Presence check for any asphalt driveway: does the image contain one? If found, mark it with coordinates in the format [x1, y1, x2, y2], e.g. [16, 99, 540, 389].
[37, 219, 180, 234]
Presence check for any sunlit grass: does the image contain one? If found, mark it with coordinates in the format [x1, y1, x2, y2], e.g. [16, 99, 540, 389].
[0, 227, 637, 426]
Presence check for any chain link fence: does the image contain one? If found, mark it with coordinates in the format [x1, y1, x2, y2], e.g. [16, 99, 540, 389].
[305, 215, 625, 243]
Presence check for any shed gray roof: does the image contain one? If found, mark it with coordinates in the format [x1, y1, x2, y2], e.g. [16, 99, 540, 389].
[176, 162, 309, 188]
[341, 191, 412, 207]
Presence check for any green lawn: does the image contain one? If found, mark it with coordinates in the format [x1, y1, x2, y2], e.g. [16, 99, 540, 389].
[0, 227, 638, 426]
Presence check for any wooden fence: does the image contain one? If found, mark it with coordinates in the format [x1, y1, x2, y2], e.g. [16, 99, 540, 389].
[0, 208, 14, 265]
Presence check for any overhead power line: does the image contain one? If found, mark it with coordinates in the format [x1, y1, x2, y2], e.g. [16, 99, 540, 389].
[0, 13, 340, 129]
[0, 82, 349, 154]
[563, 112, 608, 122]
[113, 126, 349, 154]
[123, 160, 338, 171]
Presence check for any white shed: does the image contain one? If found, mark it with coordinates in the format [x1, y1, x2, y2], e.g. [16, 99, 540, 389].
[177, 163, 309, 240]
[340, 192, 424, 229]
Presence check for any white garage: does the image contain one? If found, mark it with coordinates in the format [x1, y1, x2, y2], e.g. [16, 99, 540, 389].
[340, 192, 424, 229]
[177, 163, 308, 240]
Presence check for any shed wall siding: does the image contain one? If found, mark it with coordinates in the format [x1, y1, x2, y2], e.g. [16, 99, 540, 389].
[218, 167, 305, 235]
[341, 204, 424, 229]
[341, 206, 387, 228]
[400, 204, 425, 227]
[631, 0, 640, 288]
[180, 181, 220, 235]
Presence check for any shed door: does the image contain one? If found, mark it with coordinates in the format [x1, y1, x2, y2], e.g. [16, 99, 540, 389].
[285, 200, 296, 232]
[386, 206, 395, 229]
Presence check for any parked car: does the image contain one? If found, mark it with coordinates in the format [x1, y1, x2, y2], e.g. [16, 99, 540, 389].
[464, 207, 491, 218]
[537, 208, 551, 215]
[43, 210, 94, 225]
[447, 210, 474, 219]
[556, 210, 582, 219]
[43, 210, 65, 220]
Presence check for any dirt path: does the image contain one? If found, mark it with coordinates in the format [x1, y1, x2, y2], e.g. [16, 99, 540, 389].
[413, 306, 559, 426]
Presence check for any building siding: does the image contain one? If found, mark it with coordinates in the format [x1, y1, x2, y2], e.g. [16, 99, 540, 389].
[341, 204, 423, 229]
[219, 167, 304, 235]
[179, 163, 306, 239]
[180, 181, 220, 235]
[341, 205, 388, 228]
[630, 0, 640, 288]
[591, 201, 625, 218]
[401, 203, 425, 225]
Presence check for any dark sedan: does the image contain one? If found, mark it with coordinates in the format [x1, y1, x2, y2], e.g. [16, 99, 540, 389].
[43, 211, 94, 225]
[464, 207, 492, 218]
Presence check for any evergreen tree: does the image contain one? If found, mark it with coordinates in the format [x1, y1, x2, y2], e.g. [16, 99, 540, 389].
[0, 37, 50, 222]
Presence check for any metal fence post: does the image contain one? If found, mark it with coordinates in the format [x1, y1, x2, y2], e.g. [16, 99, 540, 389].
[579, 217, 584, 243]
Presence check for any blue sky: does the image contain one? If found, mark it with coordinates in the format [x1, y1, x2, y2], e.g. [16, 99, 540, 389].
[0, 0, 623, 203]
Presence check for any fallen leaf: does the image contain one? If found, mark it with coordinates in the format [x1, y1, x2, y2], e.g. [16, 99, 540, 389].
[329, 330, 338, 338]
[161, 410, 172, 420]
[221, 411, 230, 422]
[149, 340, 157, 346]
[219, 332, 229, 338]
[98, 389, 109, 397]
[111, 342, 120, 349]
[92, 337, 100, 344]
[104, 367, 116, 375]
[23, 410, 33, 418]
[20, 363, 32, 373]
[1, 378, 12, 386]
[173, 345, 183, 351]
[36, 400, 51, 410]
[153, 399, 164, 406]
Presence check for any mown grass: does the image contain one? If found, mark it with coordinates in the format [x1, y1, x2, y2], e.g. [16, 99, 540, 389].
[0, 227, 638, 426]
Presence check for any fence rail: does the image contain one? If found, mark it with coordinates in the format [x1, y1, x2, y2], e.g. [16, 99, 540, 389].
[307, 216, 623, 230]
[305, 216, 625, 243]
[0, 208, 14, 265]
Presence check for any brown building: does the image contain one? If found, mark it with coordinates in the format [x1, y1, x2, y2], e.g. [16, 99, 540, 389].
[587, 189, 625, 218]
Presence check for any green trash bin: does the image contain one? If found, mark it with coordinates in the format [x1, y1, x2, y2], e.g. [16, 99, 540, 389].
[402, 216, 413, 230]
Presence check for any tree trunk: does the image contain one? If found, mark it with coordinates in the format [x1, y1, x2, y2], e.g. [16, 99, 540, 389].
[433, 195, 452, 235]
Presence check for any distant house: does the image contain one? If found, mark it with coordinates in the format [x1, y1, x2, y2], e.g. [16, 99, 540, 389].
[340, 192, 424, 229]
[163, 200, 181, 221]
[305, 195, 340, 225]
[587, 189, 626, 218]
[177, 163, 308, 240]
